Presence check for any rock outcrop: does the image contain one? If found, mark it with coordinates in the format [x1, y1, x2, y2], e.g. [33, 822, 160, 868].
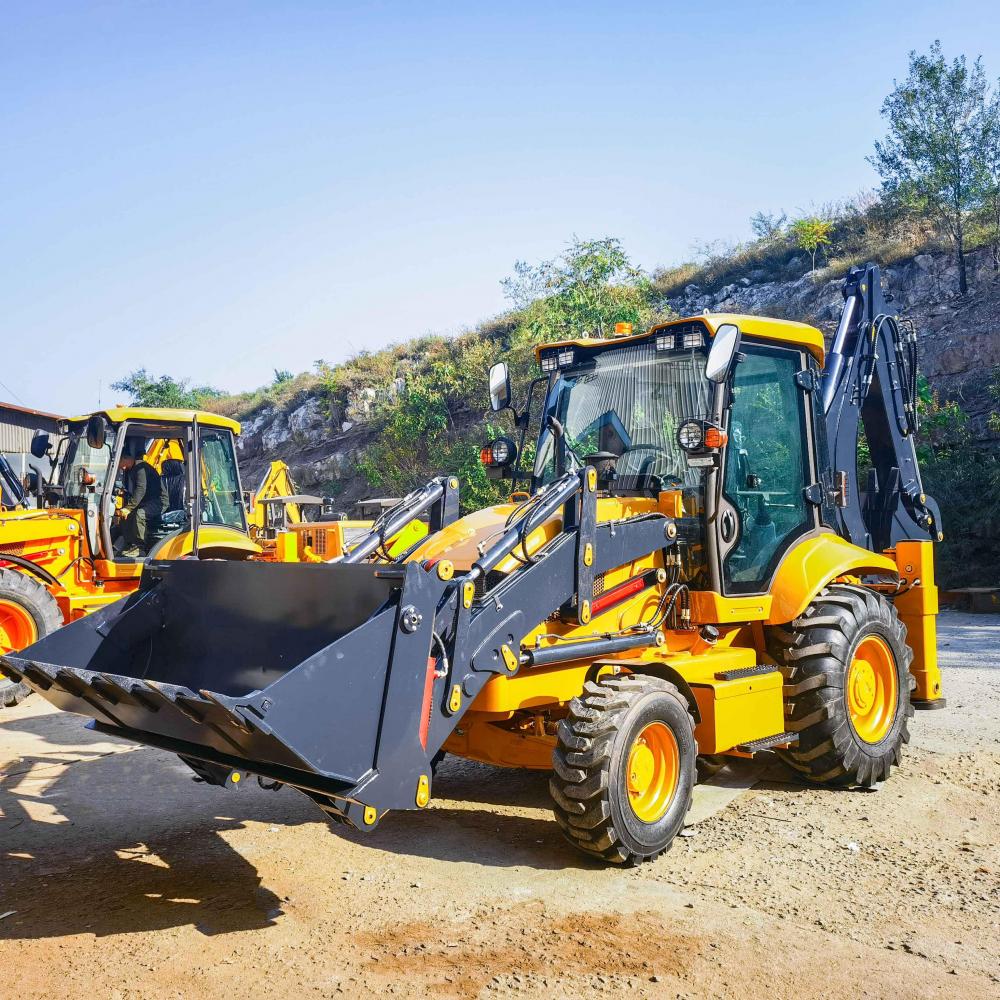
[662, 247, 1000, 438]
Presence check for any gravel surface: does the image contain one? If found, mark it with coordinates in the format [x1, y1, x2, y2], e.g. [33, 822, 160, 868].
[1, 610, 998, 999]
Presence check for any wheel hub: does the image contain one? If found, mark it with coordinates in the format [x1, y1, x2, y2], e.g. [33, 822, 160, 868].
[0, 599, 37, 656]
[849, 660, 877, 714]
[847, 635, 898, 745]
[625, 722, 679, 824]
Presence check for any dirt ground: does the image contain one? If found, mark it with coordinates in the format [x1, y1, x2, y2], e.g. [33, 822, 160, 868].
[1, 609, 998, 999]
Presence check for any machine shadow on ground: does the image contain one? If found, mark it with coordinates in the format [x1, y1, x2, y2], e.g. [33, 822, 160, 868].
[0, 715, 601, 943]
[0, 714, 317, 941]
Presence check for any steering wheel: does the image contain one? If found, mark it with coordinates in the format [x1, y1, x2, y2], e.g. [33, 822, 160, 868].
[617, 444, 684, 489]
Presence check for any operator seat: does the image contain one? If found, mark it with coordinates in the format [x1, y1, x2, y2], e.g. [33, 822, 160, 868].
[160, 459, 186, 513]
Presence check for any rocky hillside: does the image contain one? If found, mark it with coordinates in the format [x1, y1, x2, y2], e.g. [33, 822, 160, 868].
[662, 248, 1000, 439]
[234, 246, 1000, 507]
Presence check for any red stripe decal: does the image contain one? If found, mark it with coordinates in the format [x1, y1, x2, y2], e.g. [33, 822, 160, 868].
[591, 575, 647, 616]
[418, 657, 436, 750]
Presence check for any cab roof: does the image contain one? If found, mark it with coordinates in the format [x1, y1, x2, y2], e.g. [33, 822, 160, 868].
[535, 312, 825, 364]
[66, 407, 241, 434]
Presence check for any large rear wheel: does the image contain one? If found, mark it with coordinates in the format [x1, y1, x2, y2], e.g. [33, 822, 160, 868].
[0, 568, 63, 709]
[767, 584, 913, 787]
[550, 674, 695, 864]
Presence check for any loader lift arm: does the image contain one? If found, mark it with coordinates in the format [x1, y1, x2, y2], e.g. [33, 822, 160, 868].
[821, 262, 943, 553]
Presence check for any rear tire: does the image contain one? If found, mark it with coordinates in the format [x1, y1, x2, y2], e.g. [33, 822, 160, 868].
[550, 674, 695, 865]
[767, 584, 913, 787]
[0, 568, 63, 709]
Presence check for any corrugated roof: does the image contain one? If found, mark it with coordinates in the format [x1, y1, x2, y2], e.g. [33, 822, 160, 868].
[0, 400, 64, 421]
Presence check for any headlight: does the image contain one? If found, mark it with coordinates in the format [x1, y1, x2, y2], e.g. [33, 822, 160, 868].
[677, 419, 728, 453]
[491, 438, 512, 465]
[677, 420, 704, 451]
[480, 437, 518, 468]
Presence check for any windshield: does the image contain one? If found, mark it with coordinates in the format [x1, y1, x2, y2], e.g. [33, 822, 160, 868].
[60, 432, 115, 498]
[533, 340, 713, 493]
[199, 429, 246, 531]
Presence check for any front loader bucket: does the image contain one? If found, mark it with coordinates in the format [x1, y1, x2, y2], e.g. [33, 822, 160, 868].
[1, 559, 449, 826]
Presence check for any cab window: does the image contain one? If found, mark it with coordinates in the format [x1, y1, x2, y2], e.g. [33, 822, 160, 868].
[722, 345, 813, 593]
[199, 429, 245, 531]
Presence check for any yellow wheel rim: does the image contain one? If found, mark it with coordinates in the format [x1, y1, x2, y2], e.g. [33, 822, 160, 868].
[626, 722, 679, 823]
[0, 599, 38, 656]
[846, 635, 897, 744]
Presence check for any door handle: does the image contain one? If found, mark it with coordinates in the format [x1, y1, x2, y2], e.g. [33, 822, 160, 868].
[721, 508, 737, 543]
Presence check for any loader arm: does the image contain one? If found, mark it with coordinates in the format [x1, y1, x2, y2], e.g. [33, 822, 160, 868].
[822, 262, 942, 553]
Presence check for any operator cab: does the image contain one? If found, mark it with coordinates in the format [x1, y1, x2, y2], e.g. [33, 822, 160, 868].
[29, 410, 247, 564]
[486, 313, 829, 598]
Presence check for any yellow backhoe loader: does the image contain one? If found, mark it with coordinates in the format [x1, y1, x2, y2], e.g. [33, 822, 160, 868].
[4, 263, 944, 864]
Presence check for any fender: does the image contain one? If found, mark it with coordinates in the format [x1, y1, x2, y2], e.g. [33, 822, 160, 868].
[147, 525, 262, 561]
[767, 532, 897, 625]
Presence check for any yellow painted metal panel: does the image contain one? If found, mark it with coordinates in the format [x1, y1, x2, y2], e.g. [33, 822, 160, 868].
[534, 312, 825, 364]
[691, 671, 785, 754]
[67, 407, 240, 434]
[767, 533, 897, 625]
[889, 540, 942, 703]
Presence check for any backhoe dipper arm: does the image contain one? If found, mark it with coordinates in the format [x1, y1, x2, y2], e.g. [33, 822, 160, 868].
[821, 262, 942, 553]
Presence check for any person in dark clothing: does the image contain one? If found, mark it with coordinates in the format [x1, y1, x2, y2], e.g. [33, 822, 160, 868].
[116, 446, 164, 557]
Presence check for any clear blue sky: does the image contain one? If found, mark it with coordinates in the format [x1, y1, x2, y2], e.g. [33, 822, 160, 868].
[3, 1, 999, 415]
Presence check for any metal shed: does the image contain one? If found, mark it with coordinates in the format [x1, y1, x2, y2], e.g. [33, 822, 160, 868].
[0, 401, 64, 476]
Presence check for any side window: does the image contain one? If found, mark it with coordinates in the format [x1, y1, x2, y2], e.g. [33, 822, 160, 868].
[199, 430, 245, 530]
[722, 345, 813, 593]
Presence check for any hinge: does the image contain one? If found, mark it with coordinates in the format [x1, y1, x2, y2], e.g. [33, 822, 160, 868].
[802, 482, 823, 505]
[795, 369, 820, 392]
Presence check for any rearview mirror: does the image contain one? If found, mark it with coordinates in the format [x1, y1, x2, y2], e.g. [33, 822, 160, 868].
[705, 323, 741, 383]
[488, 362, 511, 412]
[30, 430, 50, 459]
[86, 414, 108, 449]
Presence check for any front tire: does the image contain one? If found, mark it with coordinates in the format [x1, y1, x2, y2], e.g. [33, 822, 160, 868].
[550, 674, 696, 865]
[0, 568, 63, 709]
[767, 584, 913, 787]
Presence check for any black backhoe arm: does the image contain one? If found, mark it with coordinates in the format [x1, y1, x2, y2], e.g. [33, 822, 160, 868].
[821, 262, 942, 553]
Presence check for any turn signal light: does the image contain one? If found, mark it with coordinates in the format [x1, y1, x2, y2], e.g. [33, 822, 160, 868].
[703, 427, 728, 449]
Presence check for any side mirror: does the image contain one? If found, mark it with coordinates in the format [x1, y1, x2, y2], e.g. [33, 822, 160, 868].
[30, 430, 50, 459]
[488, 362, 512, 412]
[242, 490, 254, 514]
[705, 323, 741, 383]
[86, 414, 108, 449]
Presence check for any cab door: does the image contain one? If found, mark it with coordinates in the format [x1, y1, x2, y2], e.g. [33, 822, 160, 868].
[719, 342, 817, 595]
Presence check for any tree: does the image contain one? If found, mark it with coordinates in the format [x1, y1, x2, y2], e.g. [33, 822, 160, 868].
[273, 369, 293, 385]
[984, 82, 1000, 271]
[501, 237, 654, 341]
[750, 210, 787, 241]
[111, 369, 221, 408]
[790, 217, 834, 274]
[870, 42, 993, 294]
